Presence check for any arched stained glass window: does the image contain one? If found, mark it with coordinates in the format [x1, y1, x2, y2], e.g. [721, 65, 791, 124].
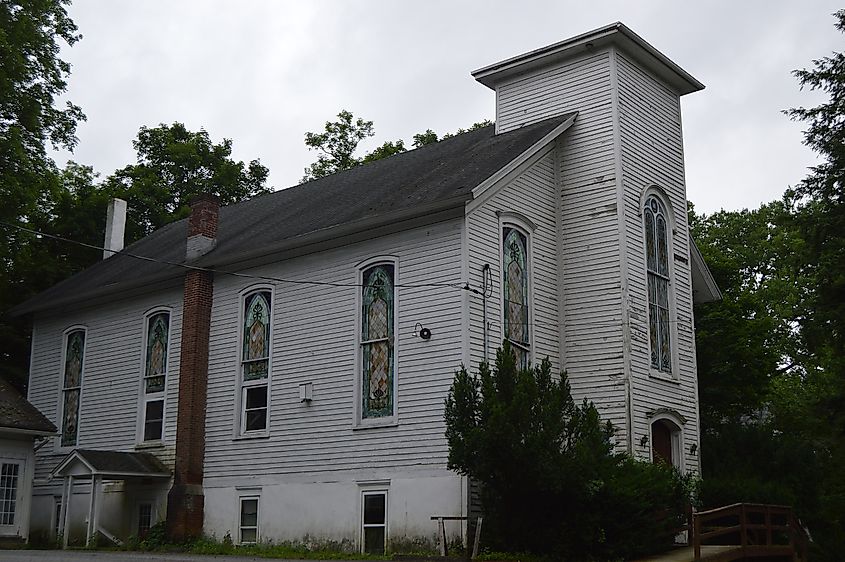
[361, 265, 395, 419]
[141, 312, 169, 442]
[644, 196, 672, 374]
[242, 292, 271, 381]
[503, 227, 530, 369]
[145, 313, 169, 392]
[61, 330, 85, 447]
[240, 290, 272, 434]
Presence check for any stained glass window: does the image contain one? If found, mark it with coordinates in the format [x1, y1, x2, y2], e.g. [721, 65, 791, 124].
[242, 292, 271, 381]
[240, 290, 272, 433]
[361, 265, 394, 419]
[61, 330, 85, 447]
[644, 196, 672, 374]
[145, 313, 169, 393]
[503, 227, 530, 369]
[141, 312, 169, 442]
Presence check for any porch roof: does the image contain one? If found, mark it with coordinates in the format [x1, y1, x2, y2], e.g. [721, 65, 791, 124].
[51, 449, 171, 479]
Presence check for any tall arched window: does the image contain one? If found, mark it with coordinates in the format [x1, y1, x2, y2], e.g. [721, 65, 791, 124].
[240, 290, 272, 433]
[644, 195, 672, 374]
[140, 311, 169, 442]
[360, 264, 395, 419]
[503, 226, 530, 369]
[61, 328, 86, 447]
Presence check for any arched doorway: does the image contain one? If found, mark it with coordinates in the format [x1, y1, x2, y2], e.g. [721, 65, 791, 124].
[651, 418, 682, 468]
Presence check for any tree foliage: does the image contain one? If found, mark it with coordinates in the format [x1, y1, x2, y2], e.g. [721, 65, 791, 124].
[689, 201, 807, 428]
[445, 344, 692, 560]
[692, 16, 845, 557]
[0, 0, 85, 391]
[104, 122, 270, 241]
[302, 110, 374, 181]
[302, 110, 493, 180]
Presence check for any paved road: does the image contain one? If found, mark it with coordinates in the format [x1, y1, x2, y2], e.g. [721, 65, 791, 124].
[0, 551, 358, 562]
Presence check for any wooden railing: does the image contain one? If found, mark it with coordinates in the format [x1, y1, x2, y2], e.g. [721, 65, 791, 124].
[693, 503, 809, 561]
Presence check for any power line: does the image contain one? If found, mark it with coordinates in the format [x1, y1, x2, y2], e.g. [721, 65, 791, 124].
[0, 219, 705, 331]
[0, 220, 466, 291]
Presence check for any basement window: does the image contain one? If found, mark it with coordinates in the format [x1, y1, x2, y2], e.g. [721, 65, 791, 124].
[361, 491, 387, 554]
[239, 496, 259, 544]
[137, 502, 153, 538]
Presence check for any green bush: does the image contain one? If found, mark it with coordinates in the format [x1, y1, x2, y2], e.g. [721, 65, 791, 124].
[445, 343, 693, 560]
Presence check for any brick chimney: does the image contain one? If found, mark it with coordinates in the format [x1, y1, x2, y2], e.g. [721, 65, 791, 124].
[166, 195, 218, 540]
[185, 194, 219, 260]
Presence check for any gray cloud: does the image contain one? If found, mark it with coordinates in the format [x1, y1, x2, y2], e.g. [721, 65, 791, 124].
[53, 0, 842, 213]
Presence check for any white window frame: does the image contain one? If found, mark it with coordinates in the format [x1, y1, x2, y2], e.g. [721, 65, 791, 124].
[238, 494, 260, 545]
[360, 489, 388, 555]
[498, 214, 536, 368]
[641, 189, 680, 380]
[137, 308, 171, 445]
[648, 411, 685, 470]
[354, 256, 399, 428]
[57, 326, 87, 452]
[235, 286, 274, 438]
[0, 460, 22, 530]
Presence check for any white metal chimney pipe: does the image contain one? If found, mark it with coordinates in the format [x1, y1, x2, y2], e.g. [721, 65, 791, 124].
[103, 198, 127, 259]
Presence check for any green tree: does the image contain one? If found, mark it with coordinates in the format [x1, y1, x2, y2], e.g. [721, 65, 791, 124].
[412, 129, 438, 147]
[445, 344, 691, 559]
[361, 139, 405, 164]
[784, 10, 845, 557]
[689, 201, 807, 428]
[0, 0, 85, 391]
[302, 110, 374, 181]
[104, 122, 270, 241]
[302, 112, 495, 180]
[785, 9, 845, 420]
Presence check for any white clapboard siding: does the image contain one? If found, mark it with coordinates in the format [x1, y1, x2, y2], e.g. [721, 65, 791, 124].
[615, 50, 700, 473]
[497, 51, 614, 134]
[492, 47, 628, 446]
[466, 151, 559, 373]
[202, 219, 464, 480]
[556, 75, 627, 442]
[27, 289, 184, 483]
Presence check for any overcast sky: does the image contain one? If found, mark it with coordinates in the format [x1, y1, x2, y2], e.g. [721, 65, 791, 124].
[53, 1, 842, 214]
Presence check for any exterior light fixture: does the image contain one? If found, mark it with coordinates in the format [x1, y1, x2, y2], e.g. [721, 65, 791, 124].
[414, 322, 432, 340]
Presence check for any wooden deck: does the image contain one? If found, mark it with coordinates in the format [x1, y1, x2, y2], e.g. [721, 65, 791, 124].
[635, 502, 809, 562]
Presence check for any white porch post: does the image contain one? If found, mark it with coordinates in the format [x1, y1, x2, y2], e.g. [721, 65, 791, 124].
[58, 476, 69, 539]
[92, 475, 101, 541]
[62, 475, 73, 548]
[86, 475, 97, 545]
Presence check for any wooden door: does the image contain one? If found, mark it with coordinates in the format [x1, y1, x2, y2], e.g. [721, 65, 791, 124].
[652, 420, 673, 466]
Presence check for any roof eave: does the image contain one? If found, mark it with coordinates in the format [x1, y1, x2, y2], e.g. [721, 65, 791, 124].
[472, 22, 704, 95]
[690, 235, 722, 303]
[0, 426, 57, 437]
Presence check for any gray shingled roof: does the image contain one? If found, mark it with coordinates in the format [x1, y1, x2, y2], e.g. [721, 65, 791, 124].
[52, 449, 170, 477]
[73, 449, 170, 475]
[0, 376, 57, 434]
[10, 115, 573, 316]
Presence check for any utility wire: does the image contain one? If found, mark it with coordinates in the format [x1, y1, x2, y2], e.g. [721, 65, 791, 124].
[0, 220, 465, 291]
[0, 219, 701, 329]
